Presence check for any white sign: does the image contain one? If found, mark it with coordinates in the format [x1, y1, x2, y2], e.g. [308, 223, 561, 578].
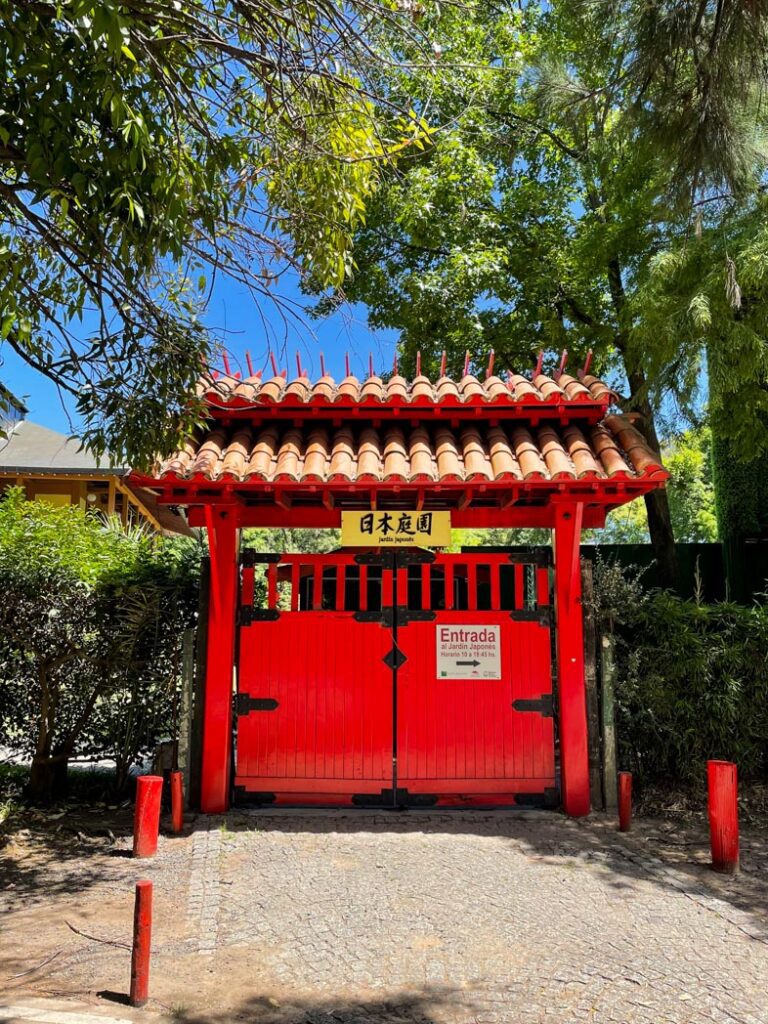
[436, 624, 502, 680]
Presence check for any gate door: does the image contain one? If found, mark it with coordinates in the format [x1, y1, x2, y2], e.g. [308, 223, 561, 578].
[234, 553, 395, 803]
[394, 552, 556, 807]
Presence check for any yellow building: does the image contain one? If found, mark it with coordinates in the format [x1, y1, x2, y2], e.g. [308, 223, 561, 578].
[0, 388, 188, 534]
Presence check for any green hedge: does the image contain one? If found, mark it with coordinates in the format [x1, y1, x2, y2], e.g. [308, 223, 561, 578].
[610, 589, 768, 788]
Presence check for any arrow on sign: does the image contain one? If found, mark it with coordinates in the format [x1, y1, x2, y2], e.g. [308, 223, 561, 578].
[456, 659, 481, 667]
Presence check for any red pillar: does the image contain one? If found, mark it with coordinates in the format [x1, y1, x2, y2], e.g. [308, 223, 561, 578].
[553, 503, 590, 817]
[200, 507, 239, 813]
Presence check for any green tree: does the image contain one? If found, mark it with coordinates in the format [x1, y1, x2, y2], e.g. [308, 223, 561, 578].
[0, 1, 430, 463]
[319, 2, 689, 581]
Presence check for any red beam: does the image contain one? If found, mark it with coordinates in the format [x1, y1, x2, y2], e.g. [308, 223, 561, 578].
[554, 503, 590, 818]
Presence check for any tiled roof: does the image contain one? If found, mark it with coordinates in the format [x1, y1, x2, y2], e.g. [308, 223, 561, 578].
[196, 370, 616, 408]
[156, 415, 665, 485]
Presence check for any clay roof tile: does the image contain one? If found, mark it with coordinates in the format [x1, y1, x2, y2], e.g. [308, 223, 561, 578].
[336, 375, 360, 402]
[460, 426, 492, 479]
[258, 375, 286, 402]
[329, 428, 356, 480]
[435, 427, 464, 480]
[383, 427, 409, 480]
[246, 428, 279, 479]
[357, 427, 382, 480]
[302, 429, 330, 481]
[274, 429, 303, 480]
[511, 426, 547, 479]
[486, 427, 522, 480]
[408, 427, 436, 481]
[360, 375, 385, 402]
[538, 425, 575, 479]
[562, 424, 602, 478]
[220, 428, 253, 479]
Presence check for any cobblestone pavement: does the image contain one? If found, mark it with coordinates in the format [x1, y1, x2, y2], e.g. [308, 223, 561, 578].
[4, 810, 768, 1024]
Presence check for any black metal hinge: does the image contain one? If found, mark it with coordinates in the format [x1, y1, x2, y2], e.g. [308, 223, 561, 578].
[239, 606, 281, 626]
[512, 694, 555, 718]
[235, 694, 279, 715]
[513, 787, 558, 809]
[510, 608, 551, 626]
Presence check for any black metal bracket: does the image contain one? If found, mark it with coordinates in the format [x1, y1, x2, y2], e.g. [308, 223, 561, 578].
[235, 694, 279, 715]
[395, 549, 437, 565]
[512, 694, 555, 718]
[241, 549, 281, 567]
[510, 608, 551, 626]
[383, 644, 407, 670]
[513, 787, 558, 809]
[354, 551, 395, 568]
[354, 608, 392, 625]
[239, 606, 281, 626]
[396, 607, 437, 625]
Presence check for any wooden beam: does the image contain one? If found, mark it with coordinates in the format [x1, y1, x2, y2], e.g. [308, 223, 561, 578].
[107, 477, 117, 517]
[115, 479, 165, 533]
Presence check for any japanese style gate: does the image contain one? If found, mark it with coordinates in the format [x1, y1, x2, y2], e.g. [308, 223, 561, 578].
[131, 360, 669, 817]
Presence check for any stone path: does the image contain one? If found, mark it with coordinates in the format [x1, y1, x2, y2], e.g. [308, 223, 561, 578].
[4, 810, 768, 1024]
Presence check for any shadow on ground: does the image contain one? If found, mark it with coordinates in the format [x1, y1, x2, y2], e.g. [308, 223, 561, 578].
[194, 807, 768, 940]
[0, 806, 135, 909]
[164, 987, 466, 1024]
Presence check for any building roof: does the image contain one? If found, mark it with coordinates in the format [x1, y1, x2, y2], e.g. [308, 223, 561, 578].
[0, 419, 112, 472]
[131, 366, 669, 530]
[156, 416, 665, 486]
[197, 369, 616, 414]
[0, 383, 28, 418]
[0, 419, 192, 536]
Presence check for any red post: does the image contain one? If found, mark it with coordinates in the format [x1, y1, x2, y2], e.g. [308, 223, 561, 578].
[170, 770, 184, 834]
[133, 776, 163, 858]
[201, 508, 239, 813]
[708, 760, 739, 874]
[129, 880, 152, 1008]
[618, 771, 632, 832]
[553, 503, 590, 817]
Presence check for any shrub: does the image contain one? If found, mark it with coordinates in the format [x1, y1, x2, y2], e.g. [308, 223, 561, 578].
[0, 489, 201, 801]
[593, 557, 768, 788]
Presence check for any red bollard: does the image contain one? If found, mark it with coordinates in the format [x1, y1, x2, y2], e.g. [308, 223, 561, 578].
[133, 775, 163, 858]
[129, 880, 152, 1008]
[170, 770, 184, 834]
[618, 771, 632, 832]
[708, 760, 739, 874]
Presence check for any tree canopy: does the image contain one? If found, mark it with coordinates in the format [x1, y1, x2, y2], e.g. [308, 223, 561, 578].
[311, 1, 768, 582]
[0, 0, 431, 464]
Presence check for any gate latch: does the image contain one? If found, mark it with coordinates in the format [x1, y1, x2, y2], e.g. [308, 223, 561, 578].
[512, 694, 554, 718]
[235, 694, 279, 715]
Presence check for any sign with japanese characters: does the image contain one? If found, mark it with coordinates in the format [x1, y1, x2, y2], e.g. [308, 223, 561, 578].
[436, 624, 502, 680]
[341, 510, 451, 547]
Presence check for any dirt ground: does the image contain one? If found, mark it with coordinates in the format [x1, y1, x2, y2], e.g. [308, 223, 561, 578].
[2, 805, 768, 1024]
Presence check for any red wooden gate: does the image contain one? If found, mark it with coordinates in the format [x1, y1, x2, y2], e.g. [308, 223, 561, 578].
[235, 550, 556, 807]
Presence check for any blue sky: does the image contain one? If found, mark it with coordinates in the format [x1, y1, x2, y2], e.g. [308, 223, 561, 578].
[0, 272, 399, 436]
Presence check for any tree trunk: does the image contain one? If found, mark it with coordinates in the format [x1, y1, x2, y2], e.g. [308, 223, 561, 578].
[27, 755, 70, 804]
[603, 256, 679, 590]
[624, 367, 679, 590]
